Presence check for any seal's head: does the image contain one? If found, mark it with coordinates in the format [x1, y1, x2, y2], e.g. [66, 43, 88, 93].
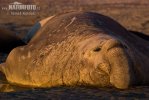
[77, 32, 135, 89]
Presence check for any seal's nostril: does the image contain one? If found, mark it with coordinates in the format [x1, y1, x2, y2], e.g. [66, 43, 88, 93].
[93, 47, 101, 52]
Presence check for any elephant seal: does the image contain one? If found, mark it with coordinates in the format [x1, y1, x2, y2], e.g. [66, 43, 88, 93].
[0, 28, 25, 53]
[0, 12, 149, 89]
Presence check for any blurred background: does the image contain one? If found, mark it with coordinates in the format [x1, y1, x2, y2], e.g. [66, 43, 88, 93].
[0, 0, 149, 37]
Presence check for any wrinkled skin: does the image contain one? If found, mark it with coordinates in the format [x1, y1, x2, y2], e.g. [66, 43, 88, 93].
[0, 12, 149, 89]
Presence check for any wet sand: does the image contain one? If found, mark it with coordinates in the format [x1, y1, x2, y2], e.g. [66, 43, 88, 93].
[0, 86, 149, 99]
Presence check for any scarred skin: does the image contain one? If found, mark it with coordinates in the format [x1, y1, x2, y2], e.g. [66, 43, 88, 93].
[0, 12, 149, 89]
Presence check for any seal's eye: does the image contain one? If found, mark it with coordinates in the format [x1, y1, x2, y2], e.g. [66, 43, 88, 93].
[93, 47, 101, 52]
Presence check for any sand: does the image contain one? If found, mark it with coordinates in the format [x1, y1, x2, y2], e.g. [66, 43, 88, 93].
[0, 86, 149, 99]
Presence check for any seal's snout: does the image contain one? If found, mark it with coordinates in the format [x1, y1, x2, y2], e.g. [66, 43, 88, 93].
[103, 39, 134, 89]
